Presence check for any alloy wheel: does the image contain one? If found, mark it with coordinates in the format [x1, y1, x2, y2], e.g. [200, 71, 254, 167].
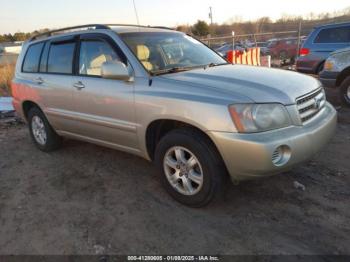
[163, 146, 204, 196]
[31, 116, 47, 145]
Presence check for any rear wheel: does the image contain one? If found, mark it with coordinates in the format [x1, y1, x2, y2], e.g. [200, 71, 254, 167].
[28, 107, 62, 152]
[339, 76, 350, 107]
[279, 50, 288, 61]
[155, 128, 227, 207]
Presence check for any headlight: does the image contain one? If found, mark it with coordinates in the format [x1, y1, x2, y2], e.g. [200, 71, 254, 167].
[228, 104, 292, 133]
[324, 57, 337, 72]
[324, 53, 348, 72]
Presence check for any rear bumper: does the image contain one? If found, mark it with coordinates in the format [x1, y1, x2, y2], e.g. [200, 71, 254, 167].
[319, 71, 339, 88]
[208, 102, 337, 182]
[296, 55, 324, 74]
[12, 97, 25, 120]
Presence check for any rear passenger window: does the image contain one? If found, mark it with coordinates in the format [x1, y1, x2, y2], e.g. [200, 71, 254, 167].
[22, 42, 44, 73]
[314, 27, 350, 43]
[47, 42, 75, 74]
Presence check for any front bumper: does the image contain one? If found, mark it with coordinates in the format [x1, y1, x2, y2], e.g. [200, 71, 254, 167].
[319, 71, 339, 88]
[208, 102, 337, 182]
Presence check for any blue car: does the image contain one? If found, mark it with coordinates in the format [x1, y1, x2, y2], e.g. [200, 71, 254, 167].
[296, 22, 350, 74]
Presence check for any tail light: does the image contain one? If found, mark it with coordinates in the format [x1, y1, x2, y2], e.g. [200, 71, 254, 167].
[299, 48, 310, 56]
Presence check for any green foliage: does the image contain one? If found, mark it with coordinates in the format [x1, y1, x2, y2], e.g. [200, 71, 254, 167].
[0, 29, 49, 43]
[192, 20, 210, 37]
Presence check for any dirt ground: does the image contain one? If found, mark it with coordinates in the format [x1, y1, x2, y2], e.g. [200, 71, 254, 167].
[0, 88, 349, 256]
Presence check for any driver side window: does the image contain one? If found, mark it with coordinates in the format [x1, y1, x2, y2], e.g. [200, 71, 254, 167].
[79, 40, 120, 76]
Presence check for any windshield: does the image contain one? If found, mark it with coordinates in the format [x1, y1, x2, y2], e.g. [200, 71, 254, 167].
[267, 41, 277, 48]
[119, 32, 227, 74]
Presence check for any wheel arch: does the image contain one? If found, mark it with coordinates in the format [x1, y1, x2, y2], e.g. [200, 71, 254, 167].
[145, 118, 219, 162]
[22, 100, 43, 121]
[336, 66, 350, 87]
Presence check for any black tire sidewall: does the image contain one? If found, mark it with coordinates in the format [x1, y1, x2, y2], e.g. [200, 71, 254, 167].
[155, 129, 222, 207]
[339, 76, 350, 107]
[28, 107, 61, 152]
[279, 50, 288, 60]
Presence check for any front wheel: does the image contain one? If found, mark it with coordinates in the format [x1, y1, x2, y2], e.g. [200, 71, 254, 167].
[155, 129, 227, 207]
[339, 76, 350, 107]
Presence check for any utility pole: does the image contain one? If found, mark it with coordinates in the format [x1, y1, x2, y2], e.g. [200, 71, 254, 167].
[296, 19, 302, 57]
[209, 7, 213, 26]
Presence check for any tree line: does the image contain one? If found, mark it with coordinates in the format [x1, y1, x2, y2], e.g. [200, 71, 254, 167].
[0, 29, 49, 43]
[178, 7, 350, 39]
[1, 6, 349, 43]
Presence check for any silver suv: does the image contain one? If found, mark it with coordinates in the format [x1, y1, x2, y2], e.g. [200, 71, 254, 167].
[12, 24, 337, 207]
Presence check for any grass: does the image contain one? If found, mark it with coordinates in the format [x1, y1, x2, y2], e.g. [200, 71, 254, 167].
[0, 64, 15, 97]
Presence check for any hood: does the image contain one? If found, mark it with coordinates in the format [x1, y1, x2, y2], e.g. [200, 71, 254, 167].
[330, 46, 350, 56]
[160, 64, 320, 105]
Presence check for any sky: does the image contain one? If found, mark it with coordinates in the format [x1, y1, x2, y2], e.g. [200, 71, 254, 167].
[0, 0, 350, 34]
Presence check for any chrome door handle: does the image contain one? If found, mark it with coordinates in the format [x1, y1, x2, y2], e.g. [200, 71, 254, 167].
[73, 81, 85, 90]
[35, 77, 44, 85]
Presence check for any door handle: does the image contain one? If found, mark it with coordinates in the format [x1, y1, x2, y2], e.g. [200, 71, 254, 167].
[35, 77, 44, 85]
[73, 81, 85, 90]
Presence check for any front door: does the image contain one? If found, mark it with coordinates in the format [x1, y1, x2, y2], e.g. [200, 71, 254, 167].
[70, 34, 139, 152]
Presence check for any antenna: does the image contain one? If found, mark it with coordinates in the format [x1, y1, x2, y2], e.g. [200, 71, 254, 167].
[132, 0, 140, 27]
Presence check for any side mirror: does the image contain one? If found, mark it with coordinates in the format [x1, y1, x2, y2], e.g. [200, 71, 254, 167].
[101, 61, 132, 81]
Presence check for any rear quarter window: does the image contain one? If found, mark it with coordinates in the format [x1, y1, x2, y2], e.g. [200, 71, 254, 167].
[314, 26, 350, 43]
[47, 42, 75, 74]
[22, 42, 45, 73]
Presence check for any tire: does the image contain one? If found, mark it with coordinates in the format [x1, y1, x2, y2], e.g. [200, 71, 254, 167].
[155, 128, 227, 207]
[339, 76, 350, 107]
[28, 107, 62, 152]
[279, 50, 288, 61]
[290, 56, 296, 64]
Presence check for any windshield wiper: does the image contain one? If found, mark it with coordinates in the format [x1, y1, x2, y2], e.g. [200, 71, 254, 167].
[151, 66, 201, 76]
[151, 63, 230, 76]
[204, 62, 230, 68]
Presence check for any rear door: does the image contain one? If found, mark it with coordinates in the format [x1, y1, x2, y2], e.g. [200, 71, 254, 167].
[38, 36, 77, 132]
[20, 41, 47, 103]
[70, 33, 138, 152]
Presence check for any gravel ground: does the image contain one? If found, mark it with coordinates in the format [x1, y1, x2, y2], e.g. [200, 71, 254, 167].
[0, 88, 349, 255]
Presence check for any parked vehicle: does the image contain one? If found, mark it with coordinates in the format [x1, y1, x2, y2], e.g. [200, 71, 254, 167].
[319, 47, 350, 106]
[256, 42, 269, 55]
[215, 42, 246, 58]
[267, 37, 299, 61]
[12, 24, 337, 207]
[0, 42, 23, 54]
[296, 22, 350, 74]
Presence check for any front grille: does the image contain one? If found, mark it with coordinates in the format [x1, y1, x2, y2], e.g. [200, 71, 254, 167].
[296, 88, 326, 123]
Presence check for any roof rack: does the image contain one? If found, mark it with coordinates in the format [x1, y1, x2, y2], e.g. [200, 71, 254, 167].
[30, 24, 176, 41]
[151, 26, 175, 30]
[30, 24, 111, 41]
[102, 24, 175, 31]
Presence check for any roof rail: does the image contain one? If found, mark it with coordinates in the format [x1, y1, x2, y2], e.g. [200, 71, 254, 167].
[105, 24, 175, 30]
[29, 23, 177, 41]
[151, 26, 175, 30]
[30, 24, 111, 41]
